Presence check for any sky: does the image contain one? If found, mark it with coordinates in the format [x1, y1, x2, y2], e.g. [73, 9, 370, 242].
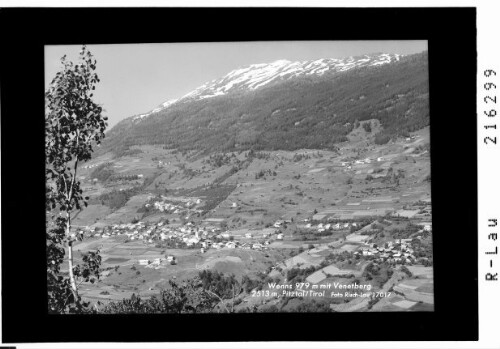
[45, 41, 427, 129]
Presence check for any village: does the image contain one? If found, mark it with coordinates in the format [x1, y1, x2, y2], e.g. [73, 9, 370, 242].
[72, 206, 432, 270]
[68, 127, 433, 311]
[355, 235, 429, 265]
[74, 218, 286, 260]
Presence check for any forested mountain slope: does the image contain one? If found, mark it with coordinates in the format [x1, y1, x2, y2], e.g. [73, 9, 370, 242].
[101, 51, 428, 156]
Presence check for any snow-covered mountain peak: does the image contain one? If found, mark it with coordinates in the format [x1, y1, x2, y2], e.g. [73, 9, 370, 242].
[180, 53, 403, 100]
[132, 98, 178, 122]
[132, 52, 403, 123]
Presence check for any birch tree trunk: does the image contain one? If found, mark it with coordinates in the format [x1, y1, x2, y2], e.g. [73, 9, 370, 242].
[66, 157, 80, 298]
[66, 215, 78, 298]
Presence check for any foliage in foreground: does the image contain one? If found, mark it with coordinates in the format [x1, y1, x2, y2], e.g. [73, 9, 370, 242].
[101, 278, 220, 314]
[46, 45, 107, 313]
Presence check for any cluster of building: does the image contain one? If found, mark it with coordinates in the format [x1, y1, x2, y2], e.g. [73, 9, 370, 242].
[316, 222, 355, 232]
[340, 157, 384, 169]
[82, 163, 99, 169]
[298, 221, 358, 233]
[417, 222, 432, 232]
[75, 221, 161, 240]
[194, 225, 284, 253]
[146, 197, 202, 213]
[204, 240, 270, 253]
[157, 160, 172, 168]
[138, 255, 176, 269]
[76, 219, 286, 254]
[356, 239, 422, 265]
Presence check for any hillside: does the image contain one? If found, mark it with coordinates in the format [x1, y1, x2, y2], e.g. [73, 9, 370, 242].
[65, 50, 433, 313]
[73, 126, 432, 311]
[100, 51, 428, 157]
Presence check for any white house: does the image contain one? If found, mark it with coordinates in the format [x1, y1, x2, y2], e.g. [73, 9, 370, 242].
[187, 237, 200, 245]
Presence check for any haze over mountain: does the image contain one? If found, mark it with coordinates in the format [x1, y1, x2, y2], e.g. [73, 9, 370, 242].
[101, 51, 428, 156]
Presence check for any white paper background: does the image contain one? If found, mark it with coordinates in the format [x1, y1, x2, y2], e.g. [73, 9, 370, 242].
[1, 1, 498, 348]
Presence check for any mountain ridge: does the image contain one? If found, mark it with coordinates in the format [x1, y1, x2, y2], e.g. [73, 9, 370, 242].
[130, 52, 404, 123]
[102, 51, 428, 157]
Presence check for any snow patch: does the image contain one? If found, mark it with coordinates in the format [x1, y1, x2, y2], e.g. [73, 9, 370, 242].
[134, 53, 405, 119]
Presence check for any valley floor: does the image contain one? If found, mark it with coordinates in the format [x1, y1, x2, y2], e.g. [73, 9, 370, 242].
[65, 128, 433, 312]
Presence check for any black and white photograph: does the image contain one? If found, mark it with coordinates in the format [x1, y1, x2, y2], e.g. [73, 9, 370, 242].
[1, 6, 482, 345]
[45, 41, 433, 314]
